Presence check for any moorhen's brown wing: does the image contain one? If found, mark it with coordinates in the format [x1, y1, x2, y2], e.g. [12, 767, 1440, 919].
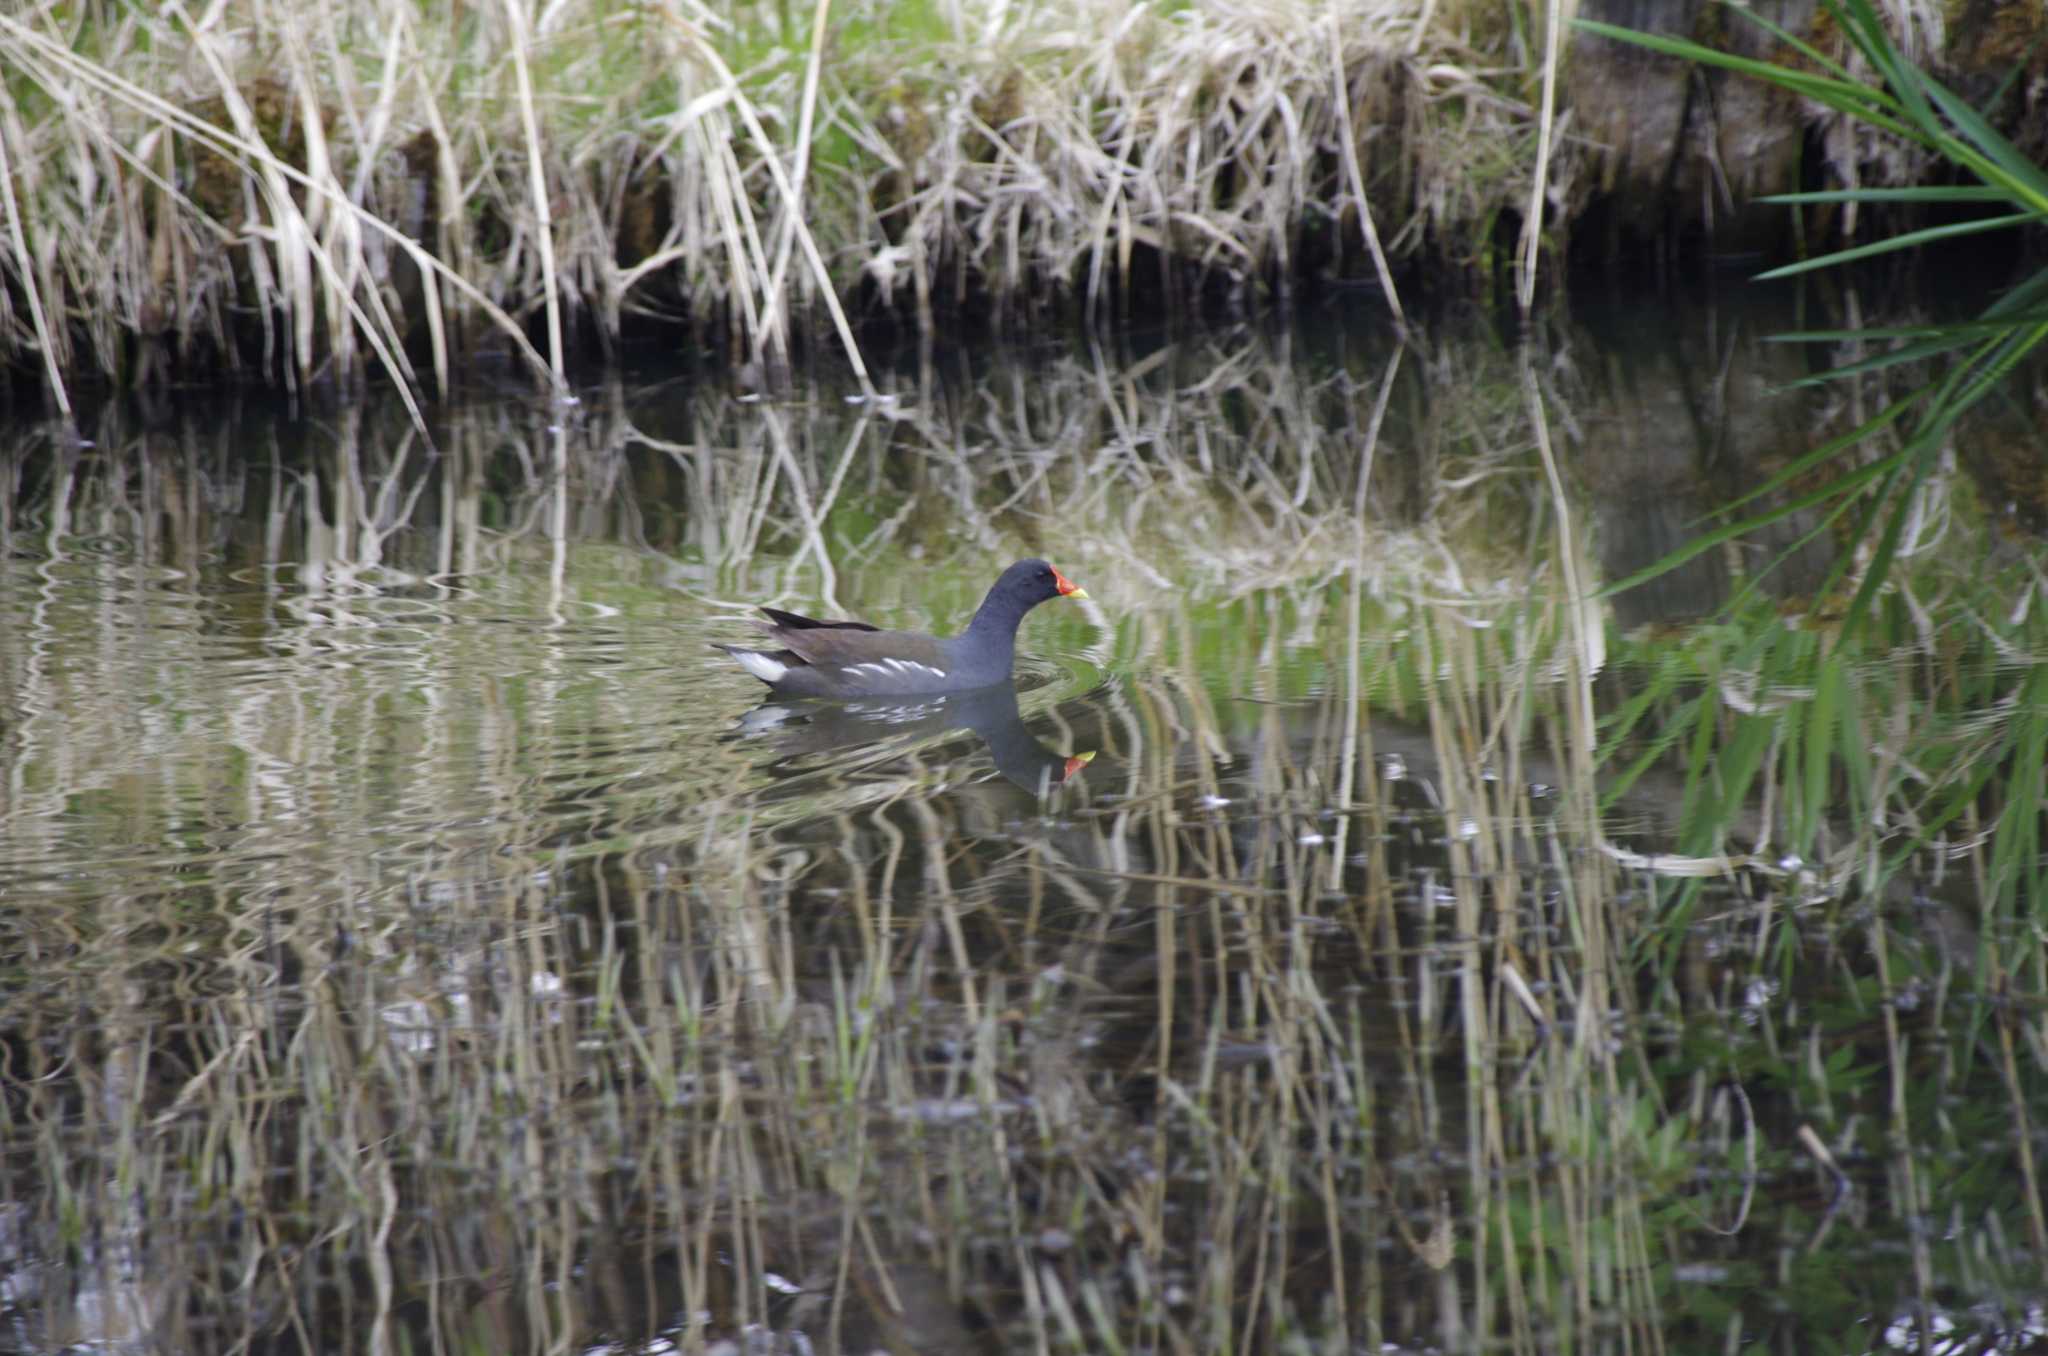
[766, 622, 960, 695]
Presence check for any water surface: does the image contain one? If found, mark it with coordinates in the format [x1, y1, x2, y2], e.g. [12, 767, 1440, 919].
[2, 295, 2044, 1353]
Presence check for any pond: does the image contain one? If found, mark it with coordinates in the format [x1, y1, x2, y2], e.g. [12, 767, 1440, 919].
[2, 287, 2045, 1353]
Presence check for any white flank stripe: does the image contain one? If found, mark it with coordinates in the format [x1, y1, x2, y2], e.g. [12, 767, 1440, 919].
[842, 658, 944, 682]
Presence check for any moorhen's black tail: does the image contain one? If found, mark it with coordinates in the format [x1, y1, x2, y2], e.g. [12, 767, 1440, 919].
[757, 607, 879, 633]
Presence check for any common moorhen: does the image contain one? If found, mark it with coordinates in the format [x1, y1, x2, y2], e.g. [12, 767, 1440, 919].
[716, 558, 1087, 699]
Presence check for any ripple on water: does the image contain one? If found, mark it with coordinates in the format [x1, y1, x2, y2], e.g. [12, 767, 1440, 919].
[55, 533, 137, 559]
[21, 554, 211, 602]
[1018, 645, 1107, 699]
[254, 593, 477, 672]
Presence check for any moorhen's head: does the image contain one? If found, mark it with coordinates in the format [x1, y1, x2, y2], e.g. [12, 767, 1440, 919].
[993, 558, 1088, 609]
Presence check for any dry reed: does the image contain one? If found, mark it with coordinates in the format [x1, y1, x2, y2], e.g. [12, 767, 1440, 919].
[0, 0, 1537, 413]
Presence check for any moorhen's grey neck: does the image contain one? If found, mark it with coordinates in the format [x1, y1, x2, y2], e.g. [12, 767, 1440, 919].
[715, 558, 1087, 700]
[957, 563, 1067, 682]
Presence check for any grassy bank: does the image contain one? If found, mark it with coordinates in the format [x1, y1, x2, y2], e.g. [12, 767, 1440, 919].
[0, 0, 1537, 408]
[4, 1, 2043, 409]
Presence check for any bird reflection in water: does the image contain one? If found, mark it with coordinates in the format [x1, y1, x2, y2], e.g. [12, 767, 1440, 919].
[728, 681, 1092, 797]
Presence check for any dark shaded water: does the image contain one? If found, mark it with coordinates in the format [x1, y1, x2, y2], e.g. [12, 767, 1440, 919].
[1, 293, 2045, 1353]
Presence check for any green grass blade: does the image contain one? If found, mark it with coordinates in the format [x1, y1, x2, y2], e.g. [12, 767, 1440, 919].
[1594, 415, 1913, 601]
[1765, 315, 2048, 342]
[1711, 489, 1872, 621]
[1570, 20, 1908, 129]
[1834, 0, 1934, 119]
[1831, 665, 1873, 837]
[1772, 331, 2005, 387]
[1980, 265, 2048, 317]
[1755, 214, 2036, 280]
[1919, 76, 2048, 210]
[1800, 655, 1843, 849]
[1703, 0, 1860, 84]
[1677, 683, 1726, 855]
[1733, 407, 1912, 506]
[1760, 188, 2015, 205]
[1600, 689, 1704, 811]
[1713, 711, 1776, 851]
[1835, 449, 1937, 643]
